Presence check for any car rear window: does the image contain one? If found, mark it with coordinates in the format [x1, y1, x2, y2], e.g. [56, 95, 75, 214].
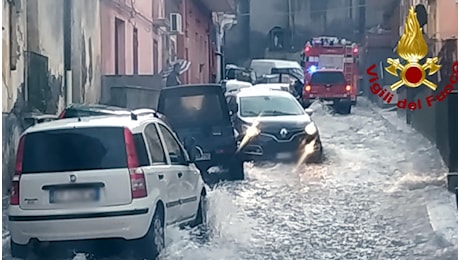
[22, 127, 128, 174]
[310, 72, 346, 85]
[163, 93, 225, 126]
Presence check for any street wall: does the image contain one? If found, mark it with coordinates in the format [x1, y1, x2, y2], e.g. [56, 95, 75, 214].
[2, 0, 102, 196]
[69, 0, 102, 104]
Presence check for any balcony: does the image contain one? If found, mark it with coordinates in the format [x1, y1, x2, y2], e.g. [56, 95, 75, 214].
[199, 0, 235, 12]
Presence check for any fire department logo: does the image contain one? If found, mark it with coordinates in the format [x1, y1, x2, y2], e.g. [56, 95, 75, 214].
[279, 128, 288, 138]
[385, 7, 441, 91]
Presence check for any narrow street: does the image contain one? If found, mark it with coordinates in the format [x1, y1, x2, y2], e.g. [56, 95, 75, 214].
[162, 100, 458, 260]
[3, 99, 456, 260]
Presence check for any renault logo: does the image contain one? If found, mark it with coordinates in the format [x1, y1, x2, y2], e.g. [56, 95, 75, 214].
[69, 174, 77, 183]
[280, 128, 288, 137]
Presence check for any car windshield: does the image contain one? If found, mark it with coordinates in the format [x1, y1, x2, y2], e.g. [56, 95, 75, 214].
[22, 127, 128, 173]
[239, 95, 304, 117]
[163, 93, 225, 126]
[310, 71, 346, 84]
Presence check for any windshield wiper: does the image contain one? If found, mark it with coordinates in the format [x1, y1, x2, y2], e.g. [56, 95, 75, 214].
[262, 110, 298, 116]
[243, 111, 260, 117]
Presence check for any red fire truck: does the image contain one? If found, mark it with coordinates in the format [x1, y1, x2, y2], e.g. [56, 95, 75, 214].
[301, 36, 360, 107]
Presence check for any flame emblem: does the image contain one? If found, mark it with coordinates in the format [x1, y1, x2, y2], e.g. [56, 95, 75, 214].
[385, 7, 441, 91]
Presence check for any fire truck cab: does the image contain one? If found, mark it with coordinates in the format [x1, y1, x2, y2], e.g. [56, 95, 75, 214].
[301, 36, 360, 110]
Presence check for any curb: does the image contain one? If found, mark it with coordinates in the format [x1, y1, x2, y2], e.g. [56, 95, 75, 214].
[366, 98, 456, 195]
[361, 97, 401, 133]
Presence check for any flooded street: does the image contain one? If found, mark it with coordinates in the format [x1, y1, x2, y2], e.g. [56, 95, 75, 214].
[3, 100, 457, 260]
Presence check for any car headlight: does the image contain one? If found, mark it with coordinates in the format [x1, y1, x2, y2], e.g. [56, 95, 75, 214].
[305, 122, 317, 135]
[241, 123, 260, 138]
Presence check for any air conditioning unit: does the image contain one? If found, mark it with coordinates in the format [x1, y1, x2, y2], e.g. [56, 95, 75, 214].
[170, 13, 183, 34]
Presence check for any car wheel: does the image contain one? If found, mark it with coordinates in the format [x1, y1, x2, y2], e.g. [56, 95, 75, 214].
[191, 191, 208, 227]
[11, 240, 32, 259]
[307, 146, 323, 164]
[136, 206, 165, 260]
[339, 102, 352, 114]
[228, 159, 245, 181]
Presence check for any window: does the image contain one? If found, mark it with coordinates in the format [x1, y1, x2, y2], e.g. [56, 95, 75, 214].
[115, 18, 126, 74]
[310, 71, 346, 84]
[158, 124, 187, 165]
[144, 124, 166, 164]
[163, 93, 225, 126]
[133, 27, 139, 74]
[22, 127, 127, 173]
[153, 40, 159, 74]
[133, 133, 149, 167]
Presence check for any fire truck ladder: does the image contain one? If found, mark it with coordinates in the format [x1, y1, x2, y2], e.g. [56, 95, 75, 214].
[344, 46, 353, 81]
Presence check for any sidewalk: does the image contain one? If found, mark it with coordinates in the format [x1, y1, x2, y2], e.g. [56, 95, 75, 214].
[366, 99, 458, 246]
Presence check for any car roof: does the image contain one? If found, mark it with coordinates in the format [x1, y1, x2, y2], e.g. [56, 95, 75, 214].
[252, 83, 289, 89]
[235, 88, 294, 98]
[250, 59, 301, 68]
[65, 103, 131, 114]
[23, 114, 164, 135]
[161, 84, 222, 93]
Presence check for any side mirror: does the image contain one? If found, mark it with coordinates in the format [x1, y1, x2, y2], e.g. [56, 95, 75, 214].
[304, 108, 314, 116]
[358, 91, 364, 96]
[183, 136, 197, 163]
[228, 103, 238, 115]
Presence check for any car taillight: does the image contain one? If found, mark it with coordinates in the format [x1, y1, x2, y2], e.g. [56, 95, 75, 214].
[11, 135, 25, 205]
[130, 168, 147, 198]
[305, 85, 311, 92]
[346, 85, 351, 91]
[124, 128, 147, 199]
[58, 110, 66, 119]
[10, 181, 19, 205]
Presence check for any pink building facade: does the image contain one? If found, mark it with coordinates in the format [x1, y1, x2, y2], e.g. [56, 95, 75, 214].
[100, 0, 165, 75]
[166, 0, 235, 84]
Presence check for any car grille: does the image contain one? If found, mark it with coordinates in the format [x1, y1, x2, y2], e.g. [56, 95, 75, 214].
[261, 128, 305, 141]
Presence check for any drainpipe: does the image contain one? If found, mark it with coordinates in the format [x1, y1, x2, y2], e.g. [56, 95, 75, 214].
[214, 13, 236, 83]
[288, 0, 294, 49]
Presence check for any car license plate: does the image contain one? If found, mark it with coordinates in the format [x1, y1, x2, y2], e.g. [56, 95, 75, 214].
[50, 189, 99, 203]
[196, 152, 211, 161]
[276, 152, 292, 160]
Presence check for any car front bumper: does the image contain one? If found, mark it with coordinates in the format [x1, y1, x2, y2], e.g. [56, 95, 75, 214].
[239, 132, 322, 161]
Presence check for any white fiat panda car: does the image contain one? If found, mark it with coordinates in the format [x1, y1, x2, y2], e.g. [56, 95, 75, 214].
[7, 111, 207, 259]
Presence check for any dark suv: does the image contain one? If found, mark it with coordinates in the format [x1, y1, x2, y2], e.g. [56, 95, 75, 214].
[157, 84, 244, 182]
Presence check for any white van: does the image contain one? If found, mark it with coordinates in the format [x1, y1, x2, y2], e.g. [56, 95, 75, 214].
[249, 59, 303, 78]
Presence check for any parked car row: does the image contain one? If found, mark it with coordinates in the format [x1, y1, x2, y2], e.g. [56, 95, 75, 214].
[8, 105, 210, 259]
[7, 81, 323, 259]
